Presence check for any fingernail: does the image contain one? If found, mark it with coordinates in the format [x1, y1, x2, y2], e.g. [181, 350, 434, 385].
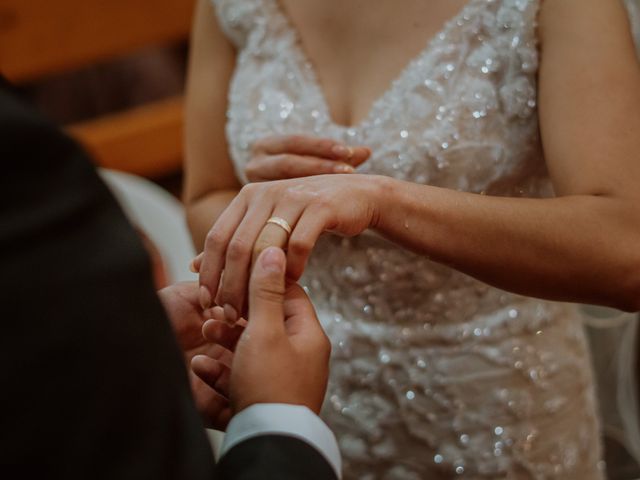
[345, 146, 354, 159]
[331, 145, 348, 157]
[191, 354, 208, 366]
[211, 306, 226, 321]
[190, 253, 203, 273]
[260, 246, 285, 272]
[334, 164, 355, 174]
[199, 286, 212, 310]
[223, 304, 238, 323]
[189, 259, 198, 273]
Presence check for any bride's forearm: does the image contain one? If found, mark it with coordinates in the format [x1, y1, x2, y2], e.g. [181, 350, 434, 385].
[371, 176, 640, 311]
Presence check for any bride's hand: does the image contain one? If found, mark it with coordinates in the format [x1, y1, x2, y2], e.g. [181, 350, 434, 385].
[196, 174, 384, 319]
[245, 134, 370, 182]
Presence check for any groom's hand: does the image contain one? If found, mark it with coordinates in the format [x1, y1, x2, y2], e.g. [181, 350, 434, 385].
[192, 247, 331, 415]
[158, 282, 234, 429]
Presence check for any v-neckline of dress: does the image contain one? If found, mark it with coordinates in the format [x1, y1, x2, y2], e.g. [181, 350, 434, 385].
[268, 0, 479, 131]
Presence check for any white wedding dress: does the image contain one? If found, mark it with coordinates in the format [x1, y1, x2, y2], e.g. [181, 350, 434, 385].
[210, 0, 640, 477]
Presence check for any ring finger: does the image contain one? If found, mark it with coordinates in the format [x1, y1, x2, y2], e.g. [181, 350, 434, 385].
[217, 203, 303, 320]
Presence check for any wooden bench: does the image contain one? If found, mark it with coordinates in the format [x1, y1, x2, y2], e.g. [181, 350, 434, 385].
[0, 0, 195, 178]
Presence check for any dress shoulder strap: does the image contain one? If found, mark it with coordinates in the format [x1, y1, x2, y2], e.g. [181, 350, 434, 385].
[209, 0, 266, 48]
[624, 0, 640, 55]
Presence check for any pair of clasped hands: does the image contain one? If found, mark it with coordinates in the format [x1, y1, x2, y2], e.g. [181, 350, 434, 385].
[161, 135, 374, 429]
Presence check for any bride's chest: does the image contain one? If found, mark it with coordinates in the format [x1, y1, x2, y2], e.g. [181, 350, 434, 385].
[277, 0, 471, 127]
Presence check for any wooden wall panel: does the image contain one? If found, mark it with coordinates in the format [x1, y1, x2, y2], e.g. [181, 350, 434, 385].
[0, 0, 195, 82]
[67, 96, 184, 178]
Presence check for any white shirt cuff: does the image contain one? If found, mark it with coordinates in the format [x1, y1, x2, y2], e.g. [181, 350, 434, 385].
[220, 403, 342, 478]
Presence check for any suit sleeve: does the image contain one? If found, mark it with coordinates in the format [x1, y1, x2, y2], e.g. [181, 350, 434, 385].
[218, 435, 338, 480]
[221, 404, 342, 479]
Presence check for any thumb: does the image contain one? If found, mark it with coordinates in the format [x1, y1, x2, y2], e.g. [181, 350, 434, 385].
[283, 284, 327, 344]
[248, 247, 287, 334]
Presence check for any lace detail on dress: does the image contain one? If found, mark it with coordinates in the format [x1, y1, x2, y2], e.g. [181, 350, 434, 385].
[214, 0, 606, 478]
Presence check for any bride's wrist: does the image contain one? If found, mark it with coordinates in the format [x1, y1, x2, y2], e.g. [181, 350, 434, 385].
[365, 175, 398, 230]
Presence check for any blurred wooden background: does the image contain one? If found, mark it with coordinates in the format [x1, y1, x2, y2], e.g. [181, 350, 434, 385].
[0, 0, 196, 179]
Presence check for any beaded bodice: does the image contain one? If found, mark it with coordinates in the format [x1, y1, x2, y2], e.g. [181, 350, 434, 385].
[211, 0, 606, 478]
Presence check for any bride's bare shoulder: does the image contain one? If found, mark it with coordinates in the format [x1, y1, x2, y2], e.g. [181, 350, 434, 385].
[538, 0, 637, 49]
[535, 0, 640, 197]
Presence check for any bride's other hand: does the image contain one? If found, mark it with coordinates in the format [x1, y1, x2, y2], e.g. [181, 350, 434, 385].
[245, 134, 370, 182]
[197, 174, 384, 318]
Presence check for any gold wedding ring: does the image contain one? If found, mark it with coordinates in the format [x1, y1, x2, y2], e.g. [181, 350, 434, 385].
[266, 216, 292, 236]
[252, 216, 292, 268]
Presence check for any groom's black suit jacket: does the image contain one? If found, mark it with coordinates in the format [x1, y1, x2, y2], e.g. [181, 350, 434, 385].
[0, 80, 336, 480]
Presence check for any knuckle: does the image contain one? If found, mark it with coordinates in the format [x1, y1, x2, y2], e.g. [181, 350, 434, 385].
[244, 159, 258, 174]
[276, 153, 294, 163]
[318, 138, 334, 151]
[282, 185, 306, 203]
[274, 154, 294, 176]
[205, 229, 225, 250]
[227, 238, 251, 261]
[244, 171, 257, 183]
[288, 237, 313, 256]
[244, 160, 264, 182]
[240, 182, 259, 197]
[314, 194, 332, 209]
[251, 138, 266, 153]
[253, 285, 284, 304]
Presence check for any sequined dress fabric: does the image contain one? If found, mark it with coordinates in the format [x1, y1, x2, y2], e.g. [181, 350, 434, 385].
[211, 0, 606, 477]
